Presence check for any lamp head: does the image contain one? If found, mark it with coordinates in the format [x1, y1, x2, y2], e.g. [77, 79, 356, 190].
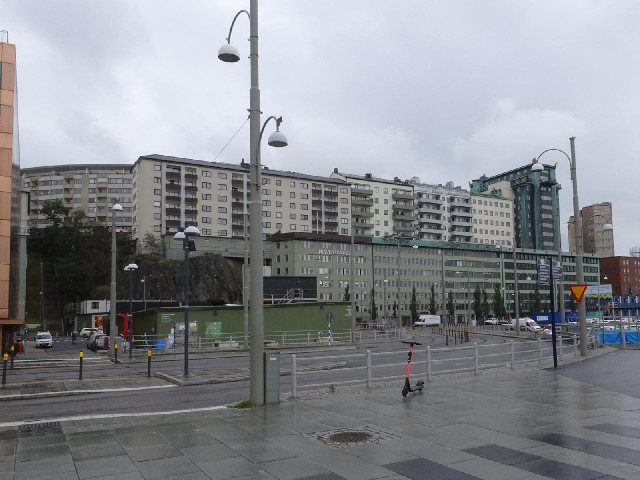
[124, 263, 138, 271]
[602, 223, 613, 231]
[268, 129, 288, 148]
[531, 162, 544, 172]
[218, 42, 240, 63]
[174, 231, 186, 241]
[184, 225, 201, 237]
[112, 203, 123, 211]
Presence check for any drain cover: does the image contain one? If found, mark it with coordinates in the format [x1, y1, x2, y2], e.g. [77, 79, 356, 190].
[18, 422, 62, 437]
[328, 431, 373, 443]
[22, 383, 50, 395]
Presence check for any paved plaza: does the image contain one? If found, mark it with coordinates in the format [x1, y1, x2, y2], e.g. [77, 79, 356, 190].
[1, 349, 640, 479]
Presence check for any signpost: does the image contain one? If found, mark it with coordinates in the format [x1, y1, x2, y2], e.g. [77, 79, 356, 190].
[538, 258, 563, 368]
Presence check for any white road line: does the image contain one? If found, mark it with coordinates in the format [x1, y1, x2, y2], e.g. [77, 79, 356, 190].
[0, 403, 229, 428]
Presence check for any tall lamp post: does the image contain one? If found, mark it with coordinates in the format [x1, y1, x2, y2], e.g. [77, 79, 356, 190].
[219, 4, 288, 405]
[124, 263, 138, 359]
[109, 203, 122, 359]
[455, 269, 471, 327]
[533, 138, 591, 354]
[141, 276, 147, 311]
[174, 226, 201, 376]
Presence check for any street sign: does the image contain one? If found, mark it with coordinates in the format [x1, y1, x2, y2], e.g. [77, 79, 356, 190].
[537, 258, 550, 286]
[569, 284, 587, 303]
[552, 260, 563, 280]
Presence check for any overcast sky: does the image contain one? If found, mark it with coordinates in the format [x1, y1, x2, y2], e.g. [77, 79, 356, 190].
[5, 1, 638, 257]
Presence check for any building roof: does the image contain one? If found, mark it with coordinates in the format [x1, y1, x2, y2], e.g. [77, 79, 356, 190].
[139, 154, 347, 185]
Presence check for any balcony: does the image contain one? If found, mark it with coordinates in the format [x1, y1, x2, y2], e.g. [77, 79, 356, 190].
[325, 210, 338, 217]
[351, 196, 373, 207]
[165, 193, 181, 201]
[353, 209, 373, 218]
[418, 216, 444, 224]
[324, 200, 338, 207]
[450, 197, 471, 207]
[323, 189, 338, 197]
[392, 191, 414, 201]
[419, 195, 444, 205]
[185, 184, 198, 193]
[185, 172, 197, 181]
[166, 182, 181, 191]
[324, 220, 338, 228]
[419, 225, 445, 235]
[166, 219, 181, 227]
[165, 206, 180, 215]
[353, 218, 373, 228]
[393, 202, 414, 211]
[450, 231, 473, 238]
[393, 212, 414, 221]
[351, 186, 372, 195]
[185, 208, 198, 217]
[418, 205, 442, 214]
[232, 178, 245, 187]
[451, 218, 472, 227]
[394, 224, 415, 233]
[184, 196, 197, 204]
[166, 170, 181, 180]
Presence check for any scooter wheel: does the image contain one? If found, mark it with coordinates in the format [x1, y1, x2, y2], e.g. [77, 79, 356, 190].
[402, 385, 409, 397]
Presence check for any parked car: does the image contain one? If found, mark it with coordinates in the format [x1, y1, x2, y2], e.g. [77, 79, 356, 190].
[414, 315, 441, 327]
[79, 327, 101, 338]
[35, 331, 53, 348]
[94, 335, 110, 351]
[485, 318, 500, 325]
[87, 331, 105, 350]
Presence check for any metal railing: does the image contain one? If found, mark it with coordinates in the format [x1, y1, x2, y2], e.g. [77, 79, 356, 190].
[289, 336, 579, 397]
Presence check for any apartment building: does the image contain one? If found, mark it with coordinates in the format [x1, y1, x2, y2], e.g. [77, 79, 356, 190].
[568, 202, 614, 257]
[470, 162, 560, 250]
[600, 256, 639, 296]
[132, 155, 351, 245]
[0, 32, 26, 352]
[408, 179, 473, 243]
[330, 170, 415, 238]
[21, 165, 134, 229]
[471, 192, 514, 247]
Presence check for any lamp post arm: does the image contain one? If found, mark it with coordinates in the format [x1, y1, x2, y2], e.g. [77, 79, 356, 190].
[225, 10, 250, 43]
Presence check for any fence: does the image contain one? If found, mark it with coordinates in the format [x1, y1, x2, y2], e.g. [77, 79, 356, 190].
[118, 328, 403, 353]
[289, 336, 579, 397]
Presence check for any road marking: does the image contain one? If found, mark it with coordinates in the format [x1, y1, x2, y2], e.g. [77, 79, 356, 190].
[0, 384, 177, 403]
[0, 401, 228, 428]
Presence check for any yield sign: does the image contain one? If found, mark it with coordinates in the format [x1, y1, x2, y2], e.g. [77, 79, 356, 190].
[569, 284, 587, 303]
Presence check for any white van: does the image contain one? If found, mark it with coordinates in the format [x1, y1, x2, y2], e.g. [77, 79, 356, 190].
[414, 314, 441, 326]
[513, 318, 541, 332]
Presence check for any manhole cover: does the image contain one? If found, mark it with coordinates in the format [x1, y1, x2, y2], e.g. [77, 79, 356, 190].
[22, 383, 50, 395]
[328, 431, 373, 443]
[18, 422, 62, 437]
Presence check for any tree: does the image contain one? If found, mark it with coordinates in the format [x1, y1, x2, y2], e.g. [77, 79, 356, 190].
[568, 294, 577, 312]
[493, 283, 505, 319]
[532, 284, 542, 313]
[481, 289, 491, 320]
[429, 284, 436, 314]
[446, 291, 455, 323]
[39, 199, 70, 228]
[473, 285, 482, 324]
[370, 287, 377, 320]
[142, 232, 164, 259]
[410, 286, 418, 323]
[343, 283, 350, 302]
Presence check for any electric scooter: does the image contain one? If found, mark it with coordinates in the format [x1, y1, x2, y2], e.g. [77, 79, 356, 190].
[401, 340, 424, 397]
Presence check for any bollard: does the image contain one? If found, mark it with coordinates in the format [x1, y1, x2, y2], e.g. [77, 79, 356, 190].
[2, 353, 7, 385]
[79, 351, 84, 380]
[291, 354, 297, 397]
[474, 343, 478, 375]
[10, 345, 14, 369]
[538, 338, 542, 365]
[445, 333, 449, 346]
[426, 346, 432, 381]
[454, 331, 457, 345]
[147, 350, 152, 377]
[114, 342, 118, 364]
[510, 341, 515, 370]
[366, 350, 372, 388]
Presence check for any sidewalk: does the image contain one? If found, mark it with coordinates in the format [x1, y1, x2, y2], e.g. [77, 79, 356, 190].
[1, 350, 639, 479]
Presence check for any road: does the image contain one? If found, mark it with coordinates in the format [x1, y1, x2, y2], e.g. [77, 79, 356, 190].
[2, 330, 558, 424]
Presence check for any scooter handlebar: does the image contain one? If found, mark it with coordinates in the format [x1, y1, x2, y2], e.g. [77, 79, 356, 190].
[401, 340, 422, 346]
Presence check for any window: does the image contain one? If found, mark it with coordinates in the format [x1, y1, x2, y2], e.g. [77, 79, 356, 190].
[154, 164, 161, 171]
[218, 195, 227, 202]
[218, 172, 227, 179]
[202, 170, 211, 177]
[262, 188, 271, 195]
[202, 217, 212, 224]
[300, 193, 308, 199]
[202, 182, 211, 189]
[300, 182, 308, 189]
[202, 205, 212, 212]
[301, 204, 308, 210]
[154, 189, 161, 195]
[218, 218, 227, 225]
[276, 190, 282, 196]
[276, 212, 282, 218]
[154, 201, 161, 207]
[154, 177, 160, 183]
[202, 193, 211, 200]
[218, 184, 227, 190]
[217, 207, 227, 213]
[290, 181, 296, 187]
[290, 203, 296, 208]
[262, 199, 271, 206]
[290, 224, 296, 230]
[276, 179, 281, 186]
[340, 187, 348, 193]
[154, 213, 161, 220]
[290, 213, 296, 219]
[262, 211, 271, 217]
[262, 222, 271, 228]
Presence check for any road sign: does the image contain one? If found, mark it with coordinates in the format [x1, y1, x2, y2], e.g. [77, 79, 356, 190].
[552, 260, 563, 280]
[569, 284, 587, 303]
[537, 258, 550, 286]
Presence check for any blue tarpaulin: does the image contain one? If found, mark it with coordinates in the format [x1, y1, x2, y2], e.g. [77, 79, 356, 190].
[598, 331, 640, 344]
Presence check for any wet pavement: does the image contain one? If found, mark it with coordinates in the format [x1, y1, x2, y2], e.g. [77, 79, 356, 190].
[1, 349, 639, 479]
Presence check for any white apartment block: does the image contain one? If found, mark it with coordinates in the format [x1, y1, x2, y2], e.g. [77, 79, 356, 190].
[132, 155, 351, 245]
[330, 170, 414, 238]
[21, 165, 134, 230]
[409, 179, 473, 243]
[471, 193, 514, 247]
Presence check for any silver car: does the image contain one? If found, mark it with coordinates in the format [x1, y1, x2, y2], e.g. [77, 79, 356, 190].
[35, 332, 53, 348]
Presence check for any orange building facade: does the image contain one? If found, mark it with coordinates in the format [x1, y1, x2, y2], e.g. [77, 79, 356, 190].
[1, 33, 25, 353]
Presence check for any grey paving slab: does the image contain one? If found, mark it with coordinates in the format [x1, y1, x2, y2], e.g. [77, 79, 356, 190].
[196, 455, 265, 479]
[588, 423, 640, 439]
[179, 443, 240, 462]
[135, 455, 201, 479]
[384, 458, 482, 479]
[257, 457, 333, 480]
[74, 454, 138, 480]
[533, 432, 640, 466]
[70, 443, 127, 461]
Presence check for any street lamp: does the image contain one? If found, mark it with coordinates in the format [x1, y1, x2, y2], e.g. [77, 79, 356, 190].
[124, 263, 138, 359]
[141, 276, 147, 311]
[220, 4, 288, 405]
[455, 269, 471, 327]
[110, 202, 122, 359]
[533, 138, 591, 355]
[174, 225, 200, 376]
[383, 279, 389, 322]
